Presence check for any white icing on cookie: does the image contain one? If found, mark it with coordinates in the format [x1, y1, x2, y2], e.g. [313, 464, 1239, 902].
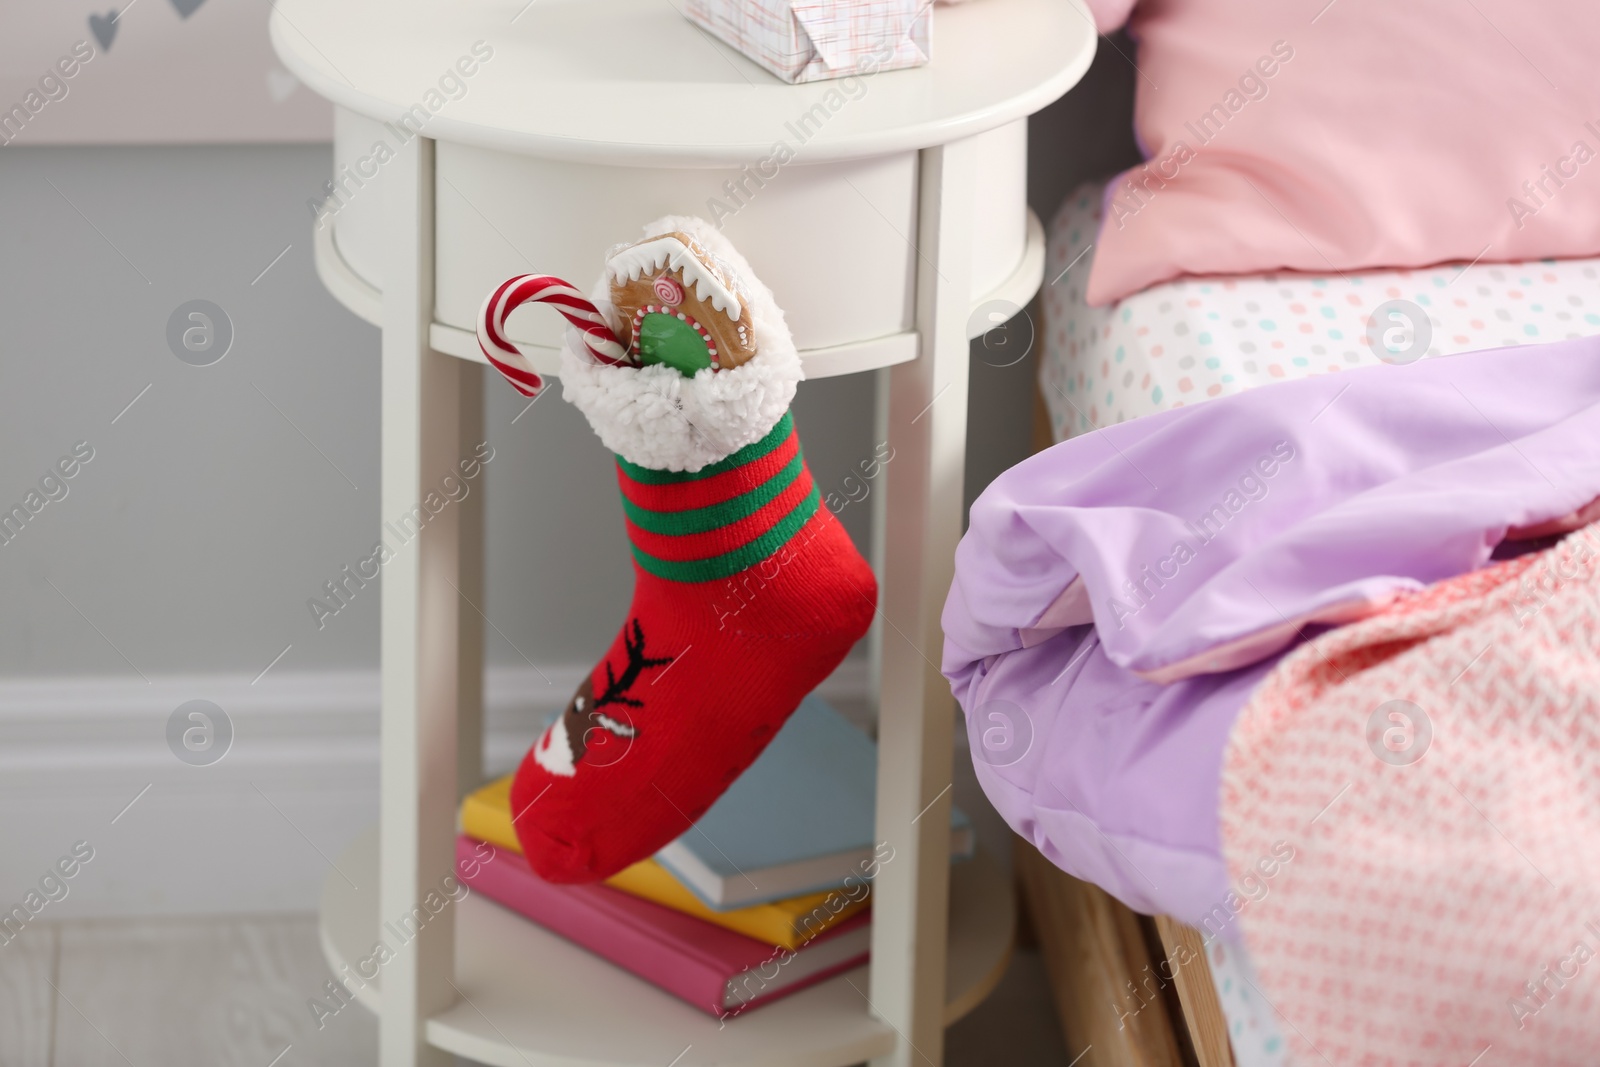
[605, 236, 743, 322]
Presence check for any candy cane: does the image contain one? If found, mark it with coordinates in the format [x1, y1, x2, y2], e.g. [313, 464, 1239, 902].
[477, 274, 630, 398]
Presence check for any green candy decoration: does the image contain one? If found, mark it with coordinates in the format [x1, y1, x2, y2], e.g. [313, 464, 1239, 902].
[636, 312, 714, 376]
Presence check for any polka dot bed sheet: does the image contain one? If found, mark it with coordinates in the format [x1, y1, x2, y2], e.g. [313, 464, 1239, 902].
[1203, 935, 1288, 1067]
[1039, 183, 1600, 442]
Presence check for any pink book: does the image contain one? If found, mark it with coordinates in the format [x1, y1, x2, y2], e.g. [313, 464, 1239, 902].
[455, 836, 870, 1017]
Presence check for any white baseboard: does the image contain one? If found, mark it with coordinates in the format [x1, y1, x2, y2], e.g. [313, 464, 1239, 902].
[0, 659, 868, 919]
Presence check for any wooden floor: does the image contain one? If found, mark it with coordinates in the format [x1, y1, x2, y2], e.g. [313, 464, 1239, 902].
[1, 917, 376, 1067]
[0, 917, 1070, 1066]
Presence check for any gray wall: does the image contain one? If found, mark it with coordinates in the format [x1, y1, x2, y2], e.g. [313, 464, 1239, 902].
[4, 144, 379, 675]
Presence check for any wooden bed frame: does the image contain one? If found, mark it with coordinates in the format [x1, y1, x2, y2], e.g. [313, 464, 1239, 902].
[1016, 384, 1236, 1067]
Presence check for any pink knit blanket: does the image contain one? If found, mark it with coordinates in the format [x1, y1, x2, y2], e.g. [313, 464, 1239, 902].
[1222, 524, 1600, 1065]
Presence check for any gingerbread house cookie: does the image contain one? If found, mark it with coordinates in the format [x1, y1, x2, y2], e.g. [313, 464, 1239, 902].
[605, 231, 759, 374]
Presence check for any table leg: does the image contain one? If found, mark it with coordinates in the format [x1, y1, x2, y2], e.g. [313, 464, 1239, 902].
[457, 360, 486, 798]
[869, 136, 980, 1067]
[866, 365, 890, 710]
[379, 134, 459, 1067]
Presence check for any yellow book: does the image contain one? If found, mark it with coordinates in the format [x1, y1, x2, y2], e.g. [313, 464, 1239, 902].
[460, 775, 869, 951]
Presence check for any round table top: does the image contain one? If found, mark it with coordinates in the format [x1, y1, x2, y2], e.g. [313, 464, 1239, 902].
[270, 0, 1096, 167]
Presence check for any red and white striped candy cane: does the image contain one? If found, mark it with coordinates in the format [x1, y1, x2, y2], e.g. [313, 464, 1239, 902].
[477, 274, 630, 398]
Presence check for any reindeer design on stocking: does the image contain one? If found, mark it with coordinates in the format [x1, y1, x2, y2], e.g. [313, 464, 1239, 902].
[533, 619, 674, 777]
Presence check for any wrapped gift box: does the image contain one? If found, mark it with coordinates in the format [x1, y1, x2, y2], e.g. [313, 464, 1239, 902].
[685, 0, 932, 85]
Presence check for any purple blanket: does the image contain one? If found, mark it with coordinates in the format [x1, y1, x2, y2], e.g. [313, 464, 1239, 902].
[944, 338, 1600, 925]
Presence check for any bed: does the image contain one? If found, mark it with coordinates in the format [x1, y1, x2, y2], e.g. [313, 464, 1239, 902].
[979, 0, 1600, 1056]
[999, 181, 1600, 1067]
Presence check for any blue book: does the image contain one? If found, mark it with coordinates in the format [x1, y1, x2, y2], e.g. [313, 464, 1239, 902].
[653, 694, 976, 911]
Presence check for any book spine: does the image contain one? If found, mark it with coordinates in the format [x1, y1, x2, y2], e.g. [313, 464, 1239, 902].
[454, 838, 729, 1017]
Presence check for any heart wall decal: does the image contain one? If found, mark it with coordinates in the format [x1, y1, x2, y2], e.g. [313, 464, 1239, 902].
[88, 10, 118, 51]
[170, 0, 205, 17]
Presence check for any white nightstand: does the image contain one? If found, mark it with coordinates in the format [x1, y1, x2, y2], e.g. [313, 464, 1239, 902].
[271, 2, 1094, 1064]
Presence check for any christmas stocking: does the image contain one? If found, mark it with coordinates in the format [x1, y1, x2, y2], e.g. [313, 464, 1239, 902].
[477, 216, 877, 883]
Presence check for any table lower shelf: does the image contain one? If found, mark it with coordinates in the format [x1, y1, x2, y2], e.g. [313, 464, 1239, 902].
[319, 825, 1014, 1067]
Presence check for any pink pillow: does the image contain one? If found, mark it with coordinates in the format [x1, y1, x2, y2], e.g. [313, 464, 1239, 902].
[1081, 0, 1600, 305]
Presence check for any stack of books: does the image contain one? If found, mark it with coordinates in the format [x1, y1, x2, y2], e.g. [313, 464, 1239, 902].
[455, 694, 975, 1018]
